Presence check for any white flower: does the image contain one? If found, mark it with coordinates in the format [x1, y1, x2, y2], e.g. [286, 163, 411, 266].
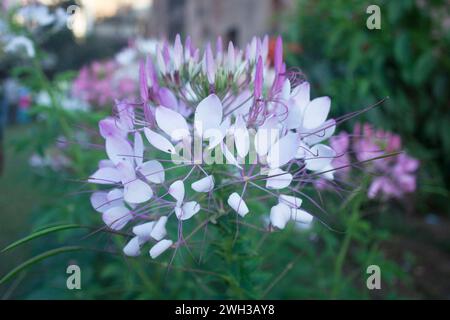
[170, 180, 201, 221]
[270, 195, 313, 230]
[4, 36, 35, 57]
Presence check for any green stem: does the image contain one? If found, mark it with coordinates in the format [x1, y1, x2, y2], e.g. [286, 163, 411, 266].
[331, 189, 364, 298]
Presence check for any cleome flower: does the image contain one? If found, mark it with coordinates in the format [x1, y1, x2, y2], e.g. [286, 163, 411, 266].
[314, 123, 419, 200]
[86, 35, 346, 259]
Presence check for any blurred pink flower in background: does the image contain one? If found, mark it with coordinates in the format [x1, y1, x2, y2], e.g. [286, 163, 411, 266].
[316, 123, 419, 200]
[72, 59, 137, 107]
[18, 94, 32, 110]
[353, 123, 419, 199]
[330, 132, 351, 175]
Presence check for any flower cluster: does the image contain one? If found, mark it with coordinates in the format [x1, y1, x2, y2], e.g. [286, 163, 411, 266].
[354, 123, 419, 199]
[1, 3, 67, 58]
[72, 59, 137, 108]
[317, 123, 419, 200]
[87, 35, 345, 259]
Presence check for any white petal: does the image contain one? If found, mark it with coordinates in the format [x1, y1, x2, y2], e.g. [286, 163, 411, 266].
[99, 117, 124, 139]
[194, 94, 223, 133]
[255, 116, 279, 157]
[123, 236, 141, 257]
[150, 216, 168, 241]
[230, 90, 253, 117]
[88, 167, 122, 184]
[302, 119, 336, 145]
[98, 159, 115, 168]
[123, 179, 153, 204]
[266, 168, 293, 189]
[106, 137, 134, 165]
[270, 203, 291, 229]
[107, 188, 124, 201]
[103, 206, 132, 230]
[175, 201, 200, 220]
[132, 222, 155, 240]
[116, 161, 136, 183]
[90, 192, 108, 213]
[149, 239, 173, 259]
[284, 102, 303, 130]
[90, 191, 123, 213]
[292, 81, 310, 109]
[155, 106, 190, 141]
[267, 132, 298, 169]
[191, 175, 214, 192]
[227, 192, 249, 217]
[319, 164, 334, 181]
[302, 96, 331, 130]
[295, 141, 310, 159]
[305, 144, 336, 171]
[169, 180, 185, 206]
[204, 128, 224, 150]
[144, 127, 176, 154]
[221, 143, 242, 168]
[291, 208, 314, 224]
[280, 79, 291, 101]
[279, 195, 302, 208]
[134, 132, 144, 167]
[234, 115, 250, 158]
[138, 160, 165, 184]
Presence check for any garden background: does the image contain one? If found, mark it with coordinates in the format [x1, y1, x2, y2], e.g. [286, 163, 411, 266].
[0, 0, 449, 299]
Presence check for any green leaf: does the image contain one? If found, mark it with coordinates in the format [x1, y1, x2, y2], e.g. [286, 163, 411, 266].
[0, 246, 83, 286]
[1, 224, 85, 253]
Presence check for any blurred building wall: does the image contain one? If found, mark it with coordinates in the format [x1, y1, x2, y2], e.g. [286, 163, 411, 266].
[146, 0, 291, 46]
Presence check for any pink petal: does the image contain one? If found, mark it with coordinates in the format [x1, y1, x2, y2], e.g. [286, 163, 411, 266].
[158, 87, 178, 109]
